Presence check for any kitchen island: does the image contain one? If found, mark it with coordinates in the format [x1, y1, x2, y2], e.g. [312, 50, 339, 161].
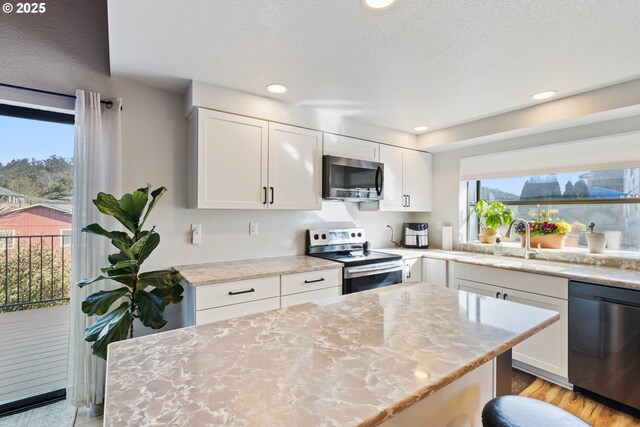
[104, 283, 558, 426]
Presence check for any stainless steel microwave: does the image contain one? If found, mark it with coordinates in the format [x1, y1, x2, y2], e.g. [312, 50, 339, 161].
[322, 155, 384, 202]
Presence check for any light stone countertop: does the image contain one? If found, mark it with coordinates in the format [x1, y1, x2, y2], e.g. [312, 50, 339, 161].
[377, 248, 640, 289]
[175, 255, 343, 286]
[104, 283, 558, 427]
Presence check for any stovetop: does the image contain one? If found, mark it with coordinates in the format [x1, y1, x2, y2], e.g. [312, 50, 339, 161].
[311, 250, 401, 267]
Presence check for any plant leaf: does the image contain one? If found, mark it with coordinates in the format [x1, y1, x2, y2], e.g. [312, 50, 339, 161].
[100, 260, 137, 274]
[108, 273, 137, 287]
[140, 186, 166, 229]
[151, 283, 184, 306]
[111, 239, 134, 259]
[138, 269, 184, 289]
[81, 287, 130, 316]
[136, 290, 167, 329]
[137, 233, 160, 265]
[81, 223, 132, 245]
[78, 275, 108, 288]
[108, 251, 130, 265]
[119, 189, 148, 221]
[84, 302, 132, 360]
[93, 192, 136, 233]
[130, 233, 151, 255]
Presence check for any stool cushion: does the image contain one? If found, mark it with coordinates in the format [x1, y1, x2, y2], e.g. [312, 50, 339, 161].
[482, 396, 591, 427]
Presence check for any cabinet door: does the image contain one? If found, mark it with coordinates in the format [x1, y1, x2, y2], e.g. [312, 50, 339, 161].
[323, 133, 379, 162]
[404, 258, 422, 283]
[268, 123, 322, 210]
[403, 151, 432, 212]
[196, 297, 280, 325]
[378, 145, 405, 210]
[457, 279, 502, 298]
[423, 258, 447, 287]
[195, 109, 268, 209]
[281, 286, 341, 308]
[506, 289, 568, 378]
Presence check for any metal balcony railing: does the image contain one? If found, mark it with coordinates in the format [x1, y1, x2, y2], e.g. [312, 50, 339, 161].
[0, 235, 71, 312]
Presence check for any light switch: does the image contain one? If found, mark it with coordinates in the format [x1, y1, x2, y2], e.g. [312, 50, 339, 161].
[191, 224, 202, 244]
[249, 222, 258, 235]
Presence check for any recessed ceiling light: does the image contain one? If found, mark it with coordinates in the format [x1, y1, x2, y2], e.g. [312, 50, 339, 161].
[266, 84, 287, 94]
[414, 126, 428, 132]
[532, 90, 558, 100]
[363, 0, 397, 10]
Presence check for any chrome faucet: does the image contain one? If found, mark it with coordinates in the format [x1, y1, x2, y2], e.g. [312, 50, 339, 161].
[505, 218, 539, 259]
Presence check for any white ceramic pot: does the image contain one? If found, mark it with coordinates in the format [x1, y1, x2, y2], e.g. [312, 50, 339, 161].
[585, 232, 607, 254]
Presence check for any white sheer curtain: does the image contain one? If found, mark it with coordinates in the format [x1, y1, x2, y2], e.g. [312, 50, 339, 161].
[67, 91, 122, 407]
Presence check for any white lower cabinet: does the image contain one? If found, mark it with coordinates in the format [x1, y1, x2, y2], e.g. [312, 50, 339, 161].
[454, 262, 568, 380]
[403, 258, 422, 283]
[281, 268, 342, 307]
[422, 258, 447, 287]
[185, 268, 343, 326]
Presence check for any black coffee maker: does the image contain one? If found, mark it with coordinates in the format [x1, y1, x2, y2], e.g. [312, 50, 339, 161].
[402, 223, 429, 248]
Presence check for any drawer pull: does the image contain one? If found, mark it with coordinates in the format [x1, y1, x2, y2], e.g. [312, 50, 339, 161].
[228, 288, 256, 296]
[496, 292, 501, 298]
[304, 278, 325, 284]
[503, 293, 508, 300]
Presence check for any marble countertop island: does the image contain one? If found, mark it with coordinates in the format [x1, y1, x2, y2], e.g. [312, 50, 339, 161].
[175, 255, 342, 286]
[104, 283, 558, 426]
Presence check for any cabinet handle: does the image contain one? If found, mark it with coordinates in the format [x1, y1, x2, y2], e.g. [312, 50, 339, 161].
[408, 194, 411, 207]
[228, 288, 256, 296]
[304, 278, 325, 284]
[503, 293, 508, 300]
[403, 195, 407, 207]
[496, 291, 501, 298]
[263, 187, 267, 205]
[270, 187, 274, 204]
[407, 266, 411, 279]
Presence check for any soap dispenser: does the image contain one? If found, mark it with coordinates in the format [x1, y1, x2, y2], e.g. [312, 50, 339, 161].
[493, 237, 504, 256]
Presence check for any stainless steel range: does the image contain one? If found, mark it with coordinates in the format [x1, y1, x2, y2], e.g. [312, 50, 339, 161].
[306, 228, 402, 294]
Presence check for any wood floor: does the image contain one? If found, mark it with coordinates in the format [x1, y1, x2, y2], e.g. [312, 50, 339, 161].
[521, 378, 640, 426]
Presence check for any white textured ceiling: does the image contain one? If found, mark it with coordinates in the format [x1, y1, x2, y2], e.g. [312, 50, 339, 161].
[107, 0, 640, 134]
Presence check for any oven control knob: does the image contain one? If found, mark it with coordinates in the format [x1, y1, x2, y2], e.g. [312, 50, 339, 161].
[357, 232, 362, 237]
[313, 234, 319, 240]
[351, 233, 355, 237]
[321, 234, 326, 239]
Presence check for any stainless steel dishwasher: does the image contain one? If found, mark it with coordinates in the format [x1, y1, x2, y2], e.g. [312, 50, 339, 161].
[568, 280, 640, 415]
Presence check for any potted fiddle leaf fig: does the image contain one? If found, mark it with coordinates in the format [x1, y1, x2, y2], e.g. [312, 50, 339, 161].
[78, 184, 184, 360]
[585, 222, 607, 254]
[474, 200, 514, 244]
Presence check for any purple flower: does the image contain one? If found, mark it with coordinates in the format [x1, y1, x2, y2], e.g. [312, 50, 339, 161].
[515, 222, 526, 233]
[541, 222, 556, 234]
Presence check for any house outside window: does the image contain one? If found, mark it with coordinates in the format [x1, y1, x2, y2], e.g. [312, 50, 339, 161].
[0, 230, 15, 249]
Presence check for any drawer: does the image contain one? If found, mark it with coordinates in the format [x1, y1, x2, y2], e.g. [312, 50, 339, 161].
[195, 276, 280, 310]
[281, 286, 341, 308]
[196, 297, 280, 325]
[281, 268, 342, 296]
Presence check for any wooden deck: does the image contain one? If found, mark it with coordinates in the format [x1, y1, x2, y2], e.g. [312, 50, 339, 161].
[0, 305, 69, 405]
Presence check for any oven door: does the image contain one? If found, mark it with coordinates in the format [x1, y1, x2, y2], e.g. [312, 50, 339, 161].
[343, 261, 403, 294]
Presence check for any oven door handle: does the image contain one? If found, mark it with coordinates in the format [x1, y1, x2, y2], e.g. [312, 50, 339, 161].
[375, 165, 383, 196]
[344, 265, 402, 279]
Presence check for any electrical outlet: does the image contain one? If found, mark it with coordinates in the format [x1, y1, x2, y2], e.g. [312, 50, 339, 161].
[191, 224, 202, 245]
[435, 221, 442, 231]
[249, 222, 258, 235]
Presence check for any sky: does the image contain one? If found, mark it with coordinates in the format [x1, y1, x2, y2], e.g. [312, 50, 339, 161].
[0, 115, 74, 164]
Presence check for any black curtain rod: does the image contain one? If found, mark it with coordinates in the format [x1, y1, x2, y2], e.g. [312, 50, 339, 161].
[0, 82, 117, 109]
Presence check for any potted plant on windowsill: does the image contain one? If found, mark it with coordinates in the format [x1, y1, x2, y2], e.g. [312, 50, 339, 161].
[515, 209, 572, 249]
[585, 222, 607, 254]
[474, 200, 514, 244]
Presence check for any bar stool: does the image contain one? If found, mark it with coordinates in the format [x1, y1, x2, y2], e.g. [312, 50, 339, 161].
[482, 396, 591, 427]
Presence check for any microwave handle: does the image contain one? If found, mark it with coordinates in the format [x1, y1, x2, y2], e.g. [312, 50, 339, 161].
[375, 165, 383, 196]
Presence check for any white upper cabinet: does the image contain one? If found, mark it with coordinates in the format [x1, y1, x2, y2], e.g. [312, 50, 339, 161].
[379, 145, 404, 210]
[188, 108, 322, 210]
[268, 123, 322, 210]
[322, 133, 379, 162]
[378, 145, 432, 212]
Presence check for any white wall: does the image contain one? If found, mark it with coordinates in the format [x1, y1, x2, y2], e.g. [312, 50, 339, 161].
[421, 115, 640, 248]
[0, 1, 411, 331]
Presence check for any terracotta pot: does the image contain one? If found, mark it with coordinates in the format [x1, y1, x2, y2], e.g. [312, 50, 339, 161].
[520, 234, 567, 249]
